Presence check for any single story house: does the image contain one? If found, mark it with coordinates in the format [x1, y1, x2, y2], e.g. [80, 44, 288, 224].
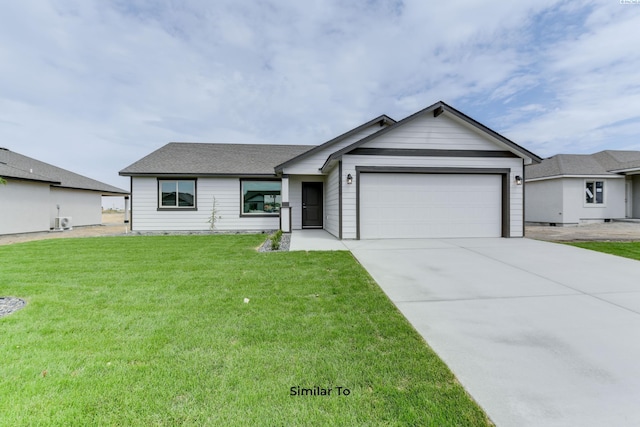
[525, 150, 640, 225]
[0, 147, 129, 235]
[119, 101, 541, 239]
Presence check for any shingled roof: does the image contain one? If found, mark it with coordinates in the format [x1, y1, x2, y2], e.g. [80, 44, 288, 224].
[119, 142, 314, 176]
[526, 150, 640, 180]
[0, 148, 128, 194]
[592, 150, 640, 172]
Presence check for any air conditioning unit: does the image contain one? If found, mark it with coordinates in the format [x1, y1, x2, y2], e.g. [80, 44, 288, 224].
[55, 216, 73, 231]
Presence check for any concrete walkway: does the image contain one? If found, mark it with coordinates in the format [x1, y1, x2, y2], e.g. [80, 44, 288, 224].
[289, 229, 348, 251]
[343, 238, 640, 427]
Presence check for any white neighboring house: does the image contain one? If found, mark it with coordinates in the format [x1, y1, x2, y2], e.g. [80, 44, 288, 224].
[525, 150, 640, 225]
[120, 101, 541, 239]
[0, 148, 129, 235]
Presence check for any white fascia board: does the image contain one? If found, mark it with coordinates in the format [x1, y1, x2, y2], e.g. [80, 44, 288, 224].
[609, 167, 640, 174]
[525, 174, 624, 183]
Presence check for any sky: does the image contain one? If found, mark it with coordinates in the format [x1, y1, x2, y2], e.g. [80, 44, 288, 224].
[2, 0, 640, 202]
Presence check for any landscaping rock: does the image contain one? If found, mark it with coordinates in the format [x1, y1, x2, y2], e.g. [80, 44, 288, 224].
[258, 233, 291, 252]
[0, 297, 26, 318]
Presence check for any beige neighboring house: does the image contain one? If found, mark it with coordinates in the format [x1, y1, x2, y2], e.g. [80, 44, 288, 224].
[0, 147, 129, 235]
[525, 150, 640, 225]
[121, 101, 541, 239]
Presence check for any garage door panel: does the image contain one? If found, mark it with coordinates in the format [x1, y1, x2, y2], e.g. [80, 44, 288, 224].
[360, 173, 502, 239]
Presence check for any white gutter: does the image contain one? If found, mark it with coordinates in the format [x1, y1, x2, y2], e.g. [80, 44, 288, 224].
[526, 174, 624, 183]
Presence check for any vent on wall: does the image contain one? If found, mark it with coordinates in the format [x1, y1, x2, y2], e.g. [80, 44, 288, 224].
[55, 217, 73, 231]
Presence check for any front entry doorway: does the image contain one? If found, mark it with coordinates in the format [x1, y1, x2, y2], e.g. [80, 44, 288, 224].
[302, 182, 323, 228]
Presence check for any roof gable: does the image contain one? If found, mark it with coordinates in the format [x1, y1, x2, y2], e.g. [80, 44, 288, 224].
[320, 101, 542, 172]
[0, 148, 128, 194]
[274, 115, 395, 173]
[121, 102, 542, 178]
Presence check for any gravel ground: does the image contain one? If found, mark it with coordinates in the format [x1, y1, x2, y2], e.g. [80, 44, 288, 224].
[3, 213, 640, 246]
[0, 212, 291, 250]
[0, 297, 26, 318]
[0, 212, 129, 246]
[525, 220, 640, 242]
[258, 233, 291, 252]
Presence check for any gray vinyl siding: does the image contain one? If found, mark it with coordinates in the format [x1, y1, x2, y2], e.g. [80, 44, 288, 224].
[0, 179, 113, 235]
[562, 178, 625, 224]
[526, 177, 626, 224]
[49, 187, 102, 228]
[325, 165, 340, 237]
[633, 176, 640, 218]
[525, 179, 564, 224]
[363, 114, 502, 151]
[341, 155, 524, 239]
[281, 125, 385, 175]
[131, 177, 279, 231]
[0, 179, 51, 234]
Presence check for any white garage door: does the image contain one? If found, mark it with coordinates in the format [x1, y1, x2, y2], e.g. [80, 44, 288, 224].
[359, 173, 502, 239]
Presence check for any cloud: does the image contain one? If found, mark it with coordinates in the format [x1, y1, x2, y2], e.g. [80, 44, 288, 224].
[502, 2, 640, 156]
[1, 0, 640, 191]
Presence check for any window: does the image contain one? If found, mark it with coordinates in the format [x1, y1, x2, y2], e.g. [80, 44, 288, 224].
[585, 180, 604, 204]
[241, 180, 281, 215]
[159, 180, 196, 208]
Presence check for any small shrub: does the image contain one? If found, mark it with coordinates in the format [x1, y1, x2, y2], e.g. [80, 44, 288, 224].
[270, 230, 283, 250]
[207, 197, 221, 230]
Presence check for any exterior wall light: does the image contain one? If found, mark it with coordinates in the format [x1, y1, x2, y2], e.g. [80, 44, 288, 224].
[346, 174, 353, 184]
[515, 175, 523, 185]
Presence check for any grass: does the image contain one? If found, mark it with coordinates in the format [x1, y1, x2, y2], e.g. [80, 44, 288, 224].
[568, 241, 640, 261]
[0, 235, 490, 426]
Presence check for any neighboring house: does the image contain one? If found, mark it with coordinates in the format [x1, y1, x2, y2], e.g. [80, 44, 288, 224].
[119, 101, 541, 239]
[525, 150, 640, 225]
[0, 148, 129, 235]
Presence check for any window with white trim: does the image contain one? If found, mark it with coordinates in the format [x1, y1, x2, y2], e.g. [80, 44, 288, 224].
[159, 180, 196, 208]
[585, 180, 604, 204]
[241, 180, 281, 215]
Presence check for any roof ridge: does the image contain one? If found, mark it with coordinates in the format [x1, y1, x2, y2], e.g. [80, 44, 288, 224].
[168, 141, 313, 148]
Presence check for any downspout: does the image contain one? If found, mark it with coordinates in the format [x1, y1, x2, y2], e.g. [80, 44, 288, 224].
[129, 177, 133, 231]
[522, 159, 526, 237]
[338, 161, 343, 239]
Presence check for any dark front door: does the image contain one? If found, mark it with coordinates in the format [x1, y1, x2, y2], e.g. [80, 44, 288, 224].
[302, 182, 323, 228]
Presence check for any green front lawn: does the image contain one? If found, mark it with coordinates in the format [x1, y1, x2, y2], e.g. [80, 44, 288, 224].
[568, 241, 640, 261]
[0, 235, 490, 426]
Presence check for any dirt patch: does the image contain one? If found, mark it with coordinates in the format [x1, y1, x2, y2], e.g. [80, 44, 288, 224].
[0, 212, 129, 246]
[525, 221, 640, 242]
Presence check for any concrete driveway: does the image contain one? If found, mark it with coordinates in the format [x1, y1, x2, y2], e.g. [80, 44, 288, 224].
[344, 238, 640, 427]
